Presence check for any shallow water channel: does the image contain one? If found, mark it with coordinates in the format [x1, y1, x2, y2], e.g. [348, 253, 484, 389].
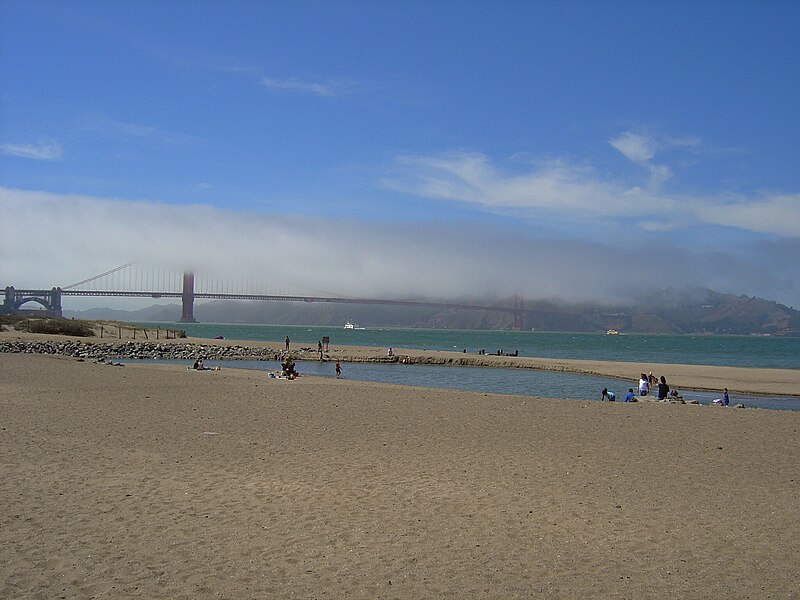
[121, 358, 800, 412]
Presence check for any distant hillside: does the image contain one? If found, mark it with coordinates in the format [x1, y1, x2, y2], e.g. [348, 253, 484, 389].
[64, 288, 800, 336]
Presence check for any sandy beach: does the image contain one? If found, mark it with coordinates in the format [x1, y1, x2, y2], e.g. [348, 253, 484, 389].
[2, 349, 798, 599]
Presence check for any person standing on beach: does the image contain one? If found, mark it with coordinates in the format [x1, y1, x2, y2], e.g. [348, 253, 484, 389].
[285, 336, 290, 351]
[657, 375, 670, 400]
[639, 374, 649, 396]
[723, 388, 730, 406]
[335, 360, 341, 378]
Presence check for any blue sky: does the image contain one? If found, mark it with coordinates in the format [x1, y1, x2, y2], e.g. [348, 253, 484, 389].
[2, 1, 799, 309]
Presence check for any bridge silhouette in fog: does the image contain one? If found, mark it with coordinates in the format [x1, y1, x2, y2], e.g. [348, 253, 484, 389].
[2, 263, 530, 328]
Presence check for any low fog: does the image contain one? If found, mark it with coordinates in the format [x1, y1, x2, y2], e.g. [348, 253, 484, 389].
[2, 188, 798, 310]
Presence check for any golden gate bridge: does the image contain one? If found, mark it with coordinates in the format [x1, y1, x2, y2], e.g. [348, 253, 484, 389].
[2, 263, 529, 328]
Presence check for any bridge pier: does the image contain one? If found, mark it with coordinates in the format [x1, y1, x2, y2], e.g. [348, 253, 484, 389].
[2, 286, 14, 315]
[50, 287, 62, 315]
[1, 286, 63, 318]
[180, 272, 196, 323]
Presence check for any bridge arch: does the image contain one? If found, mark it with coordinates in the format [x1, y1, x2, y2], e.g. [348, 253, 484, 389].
[2, 287, 63, 318]
[16, 297, 53, 311]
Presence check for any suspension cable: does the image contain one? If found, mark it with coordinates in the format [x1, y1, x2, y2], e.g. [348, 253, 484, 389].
[62, 262, 136, 289]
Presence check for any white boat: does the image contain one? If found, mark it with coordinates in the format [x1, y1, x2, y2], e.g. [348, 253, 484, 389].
[606, 329, 620, 335]
[344, 321, 355, 329]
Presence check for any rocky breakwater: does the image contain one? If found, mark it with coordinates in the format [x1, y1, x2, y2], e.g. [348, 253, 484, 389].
[330, 350, 588, 373]
[0, 339, 280, 361]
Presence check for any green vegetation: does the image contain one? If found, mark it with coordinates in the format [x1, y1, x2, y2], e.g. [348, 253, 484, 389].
[3, 316, 96, 337]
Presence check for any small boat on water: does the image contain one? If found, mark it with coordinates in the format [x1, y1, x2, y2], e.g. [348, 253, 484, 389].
[606, 329, 620, 335]
[344, 321, 355, 329]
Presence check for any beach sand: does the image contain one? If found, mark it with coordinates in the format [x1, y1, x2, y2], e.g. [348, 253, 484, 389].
[2, 352, 798, 598]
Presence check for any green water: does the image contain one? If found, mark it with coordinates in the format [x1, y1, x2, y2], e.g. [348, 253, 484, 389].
[135, 322, 800, 370]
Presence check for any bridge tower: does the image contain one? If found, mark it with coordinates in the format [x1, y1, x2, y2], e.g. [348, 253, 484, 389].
[512, 294, 525, 331]
[180, 272, 197, 323]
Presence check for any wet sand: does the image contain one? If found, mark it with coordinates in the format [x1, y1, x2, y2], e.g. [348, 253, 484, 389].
[1, 351, 798, 598]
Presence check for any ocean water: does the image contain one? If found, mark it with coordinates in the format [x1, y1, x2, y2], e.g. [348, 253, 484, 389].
[136, 322, 800, 369]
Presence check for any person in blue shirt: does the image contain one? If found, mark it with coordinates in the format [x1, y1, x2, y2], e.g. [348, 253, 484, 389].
[625, 388, 635, 402]
[601, 388, 616, 401]
[723, 388, 729, 406]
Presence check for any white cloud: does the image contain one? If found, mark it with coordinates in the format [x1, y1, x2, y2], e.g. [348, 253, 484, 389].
[0, 141, 63, 160]
[387, 150, 800, 239]
[693, 193, 800, 238]
[609, 131, 677, 188]
[85, 118, 205, 146]
[390, 152, 676, 220]
[609, 132, 657, 163]
[262, 77, 352, 97]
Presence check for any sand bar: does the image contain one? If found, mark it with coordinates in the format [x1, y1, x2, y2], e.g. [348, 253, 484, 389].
[1, 352, 798, 598]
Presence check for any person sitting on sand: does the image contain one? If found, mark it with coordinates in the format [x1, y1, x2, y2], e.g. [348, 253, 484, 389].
[625, 388, 635, 402]
[387, 347, 394, 357]
[195, 358, 215, 371]
[281, 357, 298, 378]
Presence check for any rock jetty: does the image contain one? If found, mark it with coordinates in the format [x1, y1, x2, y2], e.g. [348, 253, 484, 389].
[0, 340, 281, 361]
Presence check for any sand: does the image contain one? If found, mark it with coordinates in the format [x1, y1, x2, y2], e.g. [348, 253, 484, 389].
[2, 351, 798, 599]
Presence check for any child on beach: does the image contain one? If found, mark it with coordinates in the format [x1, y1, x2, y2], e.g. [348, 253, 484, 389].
[335, 360, 341, 378]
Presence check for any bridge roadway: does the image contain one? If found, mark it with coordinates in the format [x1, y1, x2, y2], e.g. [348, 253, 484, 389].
[62, 290, 520, 315]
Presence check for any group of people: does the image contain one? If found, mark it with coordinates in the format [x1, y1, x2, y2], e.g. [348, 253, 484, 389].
[191, 358, 219, 371]
[637, 372, 672, 400]
[602, 372, 731, 406]
[282, 335, 341, 378]
[601, 372, 672, 402]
